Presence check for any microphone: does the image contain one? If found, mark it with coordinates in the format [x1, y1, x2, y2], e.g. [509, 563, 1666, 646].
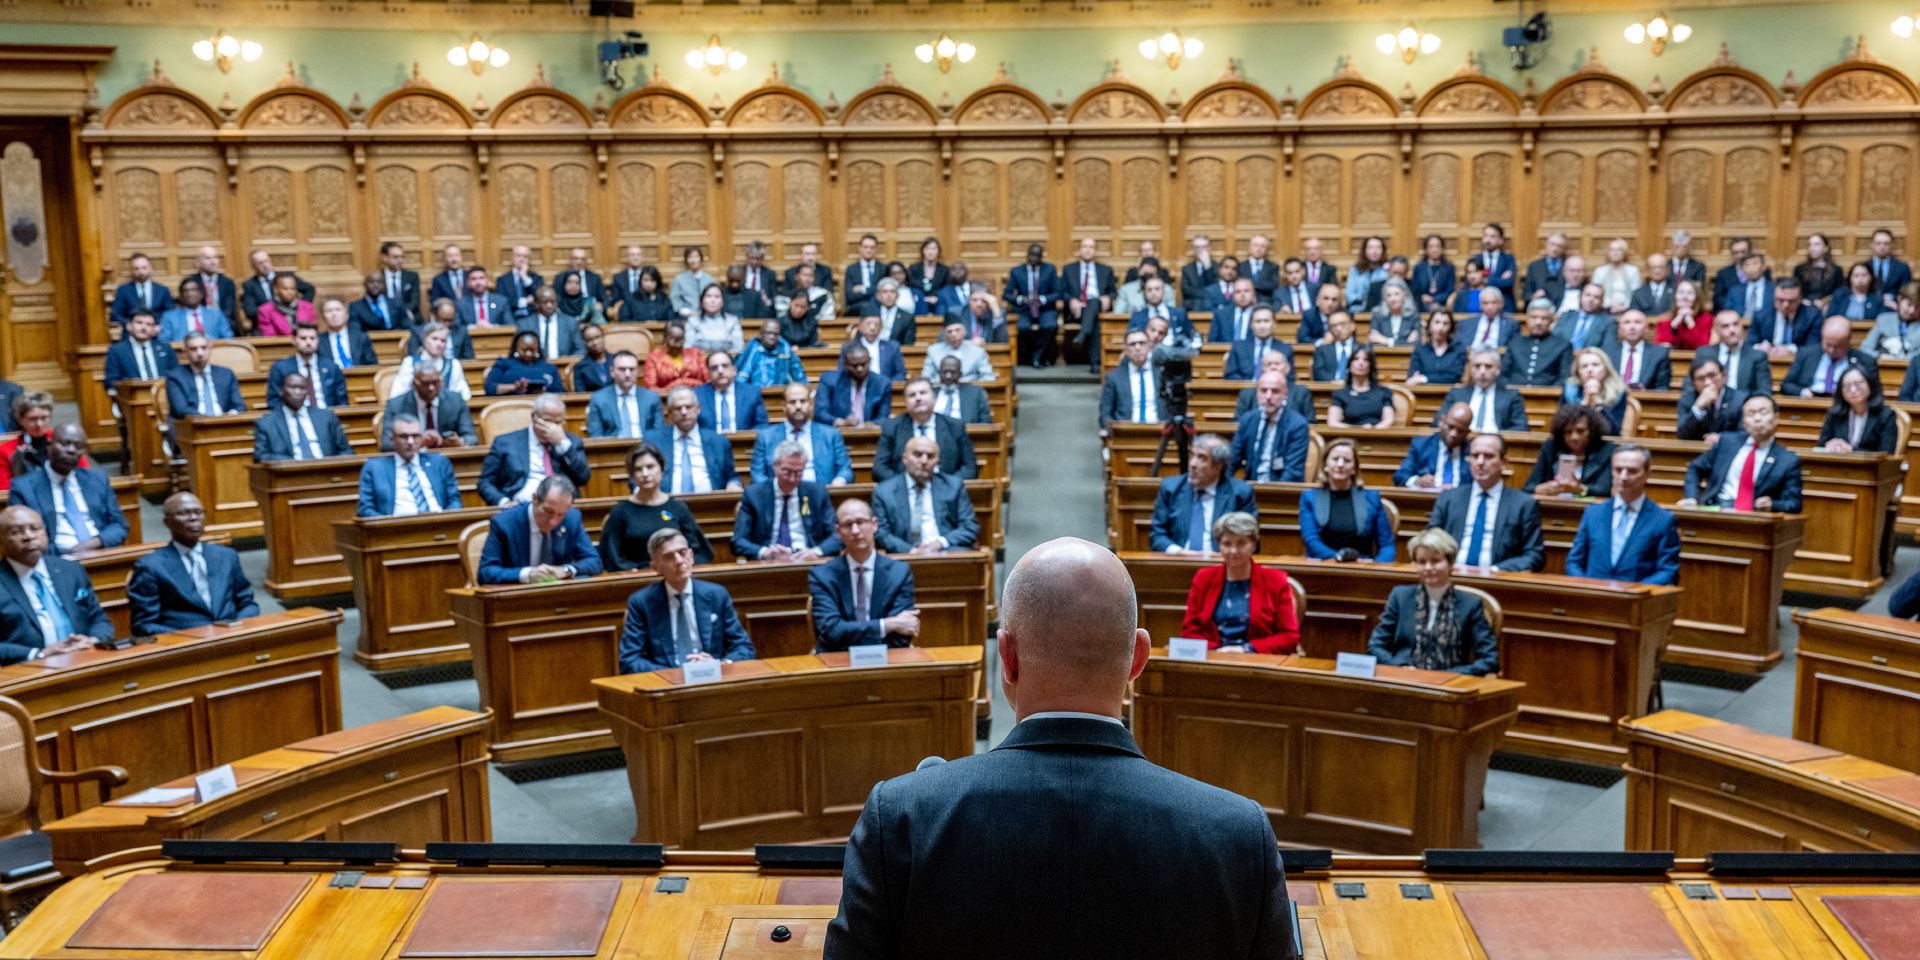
[915, 756, 948, 772]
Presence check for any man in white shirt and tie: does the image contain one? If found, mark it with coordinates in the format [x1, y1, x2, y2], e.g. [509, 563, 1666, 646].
[379, 240, 416, 324]
[1277, 259, 1312, 315]
[1300, 236, 1330, 289]
[1310, 312, 1358, 382]
[104, 310, 174, 400]
[846, 234, 884, 311]
[1211, 278, 1261, 344]
[648, 386, 741, 494]
[358, 414, 463, 518]
[193, 245, 231, 321]
[586, 351, 659, 440]
[431, 244, 468, 303]
[166, 333, 244, 428]
[1425, 433, 1543, 572]
[320, 298, 370, 369]
[519, 288, 583, 361]
[111, 252, 170, 329]
[0, 506, 109, 662]
[255, 373, 348, 462]
[13, 425, 126, 557]
[1440, 348, 1522, 435]
[268, 323, 340, 411]
[810, 499, 920, 652]
[1465, 288, 1510, 348]
[1100, 330, 1159, 428]
[1608, 310, 1669, 391]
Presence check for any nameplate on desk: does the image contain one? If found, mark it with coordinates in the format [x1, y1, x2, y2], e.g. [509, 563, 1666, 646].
[1335, 652, 1379, 678]
[847, 645, 890, 668]
[683, 660, 724, 686]
[1168, 638, 1209, 661]
[195, 764, 239, 802]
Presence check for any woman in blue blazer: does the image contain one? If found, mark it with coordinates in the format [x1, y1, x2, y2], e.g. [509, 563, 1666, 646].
[1410, 234, 1456, 315]
[1367, 528, 1500, 675]
[1298, 438, 1395, 562]
[1826, 262, 1885, 320]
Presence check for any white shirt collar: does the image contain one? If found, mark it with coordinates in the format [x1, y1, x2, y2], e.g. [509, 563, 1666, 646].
[1022, 710, 1124, 725]
[6, 557, 43, 580]
[1614, 493, 1646, 512]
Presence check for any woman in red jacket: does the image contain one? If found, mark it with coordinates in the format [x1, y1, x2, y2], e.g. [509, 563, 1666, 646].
[1180, 511, 1300, 654]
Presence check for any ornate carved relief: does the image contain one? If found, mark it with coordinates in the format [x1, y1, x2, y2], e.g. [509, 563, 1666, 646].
[496, 95, 587, 129]
[551, 163, 590, 235]
[1860, 143, 1908, 222]
[1544, 80, 1638, 115]
[1300, 155, 1339, 225]
[114, 94, 215, 130]
[1666, 150, 1711, 223]
[1540, 152, 1583, 223]
[248, 94, 342, 129]
[374, 95, 463, 129]
[958, 158, 996, 229]
[897, 159, 933, 229]
[1352, 154, 1392, 226]
[1670, 76, 1769, 111]
[845, 93, 933, 126]
[431, 164, 471, 236]
[958, 91, 1046, 125]
[1008, 158, 1046, 228]
[1805, 70, 1914, 108]
[1077, 90, 1159, 123]
[376, 165, 418, 238]
[1470, 153, 1511, 225]
[1594, 150, 1638, 224]
[1799, 145, 1846, 221]
[1073, 158, 1111, 228]
[668, 162, 707, 233]
[616, 95, 704, 127]
[306, 166, 348, 239]
[1302, 86, 1393, 120]
[1724, 148, 1771, 224]
[115, 168, 163, 244]
[734, 95, 816, 127]
[498, 164, 539, 237]
[783, 160, 821, 232]
[846, 160, 884, 228]
[617, 162, 656, 234]
[1186, 157, 1224, 225]
[1235, 156, 1274, 226]
[1419, 153, 1459, 225]
[1187, 89, 1274, 122]
[250, 167, 293, 240]
[1122, 157, 1160, 227]
[174, 167, 219, 242]
[733, 162, 770, 231]
[1424, 83, 1514, 117]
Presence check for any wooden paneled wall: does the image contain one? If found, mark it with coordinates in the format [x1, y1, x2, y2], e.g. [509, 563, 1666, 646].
[78, 45, 1920, 348]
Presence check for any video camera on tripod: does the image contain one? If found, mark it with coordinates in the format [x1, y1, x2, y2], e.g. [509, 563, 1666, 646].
[1149, 337, 1200, 476]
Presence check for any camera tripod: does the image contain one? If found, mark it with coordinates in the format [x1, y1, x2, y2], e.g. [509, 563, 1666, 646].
[1149, 379, 1194, 478]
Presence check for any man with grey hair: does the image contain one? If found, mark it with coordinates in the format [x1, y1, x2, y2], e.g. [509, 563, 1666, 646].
[617, 528, 754, 674]
[358, 413, 463, 517]
[1461, 287, 1516, 349]
[732, 440, 841, 561]
[827, 536, 1296, 959]
[477, 475, 601, 584]
[1501, 298, 1573, 386]
[1668, 229, 1705, 287]
[477, 391, 590, 506]
[1149, 434, 1257, 555]
[1565, 443, 1681, 584]
[861, 277, 916, 344]
[1438, 348, 1529, 433]
[1522, 231, 1570, 306]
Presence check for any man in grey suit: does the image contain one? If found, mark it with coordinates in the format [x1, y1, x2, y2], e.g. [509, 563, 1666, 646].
[516, 288, 586, 360]
[827, 536, 1296, 960]
[381, 365, 476, 451]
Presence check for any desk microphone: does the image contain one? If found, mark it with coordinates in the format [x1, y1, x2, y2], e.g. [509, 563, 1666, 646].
[915, 756, 947, 772]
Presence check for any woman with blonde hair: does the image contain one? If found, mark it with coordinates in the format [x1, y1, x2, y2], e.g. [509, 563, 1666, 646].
[1366, 527, 1500, 676]
[1563, 346, 1629, 434]
[1592, 239, 1641, 314]
[1298, 438, 1394, 562]
[1368, 277, 1420, 347]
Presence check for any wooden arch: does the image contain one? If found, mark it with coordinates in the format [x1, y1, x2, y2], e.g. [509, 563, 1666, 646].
[954, 68, 1050, 125]
[238, 80, 350, 131]
[609, 76, 708, 129]
[1664, 50, 1780, 112]
[492, 77, 593, 131]
[1539, 50, 1649, 115]
[102, 68, 221, 131]
[1297, 67, 1397, 121]
[724, 71, 826, 127]
[1068, 66, 1165, 123]
[1799, 39, 1920, 109]
[1180, 71, 1279, 123]
[366, 70, 473, 130]
[840, 69, 938, 127]
[1415, 67, 1521, 118]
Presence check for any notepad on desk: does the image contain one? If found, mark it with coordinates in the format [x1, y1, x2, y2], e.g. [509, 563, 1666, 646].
[106, 787, 197, 808]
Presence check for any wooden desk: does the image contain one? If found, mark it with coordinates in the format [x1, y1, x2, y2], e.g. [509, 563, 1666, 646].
[40, 705, 490, 873]
[0, 609, 342, 830]
[73, 533, 232, 640]
[594, 647, 982, 849]
[1787, 450, 1902, 598]
[1624, 710, 1920, 855]
[1134, 650, 1522, 854]
[1793, 607, 1920, 774]
[176, 413, 266, 538]
[1122, 553, 1676, 767]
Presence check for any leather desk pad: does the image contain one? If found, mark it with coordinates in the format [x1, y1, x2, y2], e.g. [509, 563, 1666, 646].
[1854, 775, 1920, 809]
[1825, 896, 1920, 960]
[1684, 723, 1844, 764]
[775, 878, 843, 905]
[288, 714, 442, 753]
[655, 660, 778, 686]
[1453, 885, 1692, 960]
[66, 873, 311, 950]
[816, 648, 933, 667]
[400, 878, 623, 957]
[1288, 883, 1319, 906]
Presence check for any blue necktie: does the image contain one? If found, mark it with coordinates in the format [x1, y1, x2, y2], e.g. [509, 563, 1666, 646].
[1465, 493, 1489, 566]
[1135, 368, 1148, 422]
[33, 570, 71, 645]
[677, 437, 695, 494]
[377, 299, 389, 327]
[672, 592, 696, 664]
[59, 478, 90, 552]
[776, 494, 793, 548]
[334, 334, 353, 368]
[1442, 454, 1456, 487]
[718, 391, 731, 433]
[1255, 420, 1273, 482]
[1548, 259, 1561, 276]
[404, 460, 434, 514]
[292, 414, 316, 459]
[1610, 503, 1632, 567]
[1186, 491, 1208, 551]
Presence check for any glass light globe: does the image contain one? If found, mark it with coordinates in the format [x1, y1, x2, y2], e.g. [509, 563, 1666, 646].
[1420, 33, 1440, 54]
[917, 44, 934, 62]
[449, 47, 469, 66]
[241, 41, 262, 61]
[1398, 26, 1418, 49]
[1376, 34, 1396, 54]
[705, 46, 726, 66]
[937, 37, 956, 57]
[958, 43, 976, 62]
[468, 40, 488, 61]
[489, 47, 509, 67]
[684, 50, 703, 69]
[1648, 17, 1668, 38]
[1160, 32, 1179, 54]
[1140, 39, 1159, 58]
[1671, 23, 1691, 42]
[1897, 16, 1915, 37]
[216, 34, 239, 57]
[194, 40, 215, 61]
[1625, 23, 1646, 43]
[1183, 38, 1202, 58]
[727, 51, 746, 70]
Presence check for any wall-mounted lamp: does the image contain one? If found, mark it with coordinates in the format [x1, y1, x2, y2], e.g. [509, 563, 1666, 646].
[915, 33, 976, 73]
[1376, 23, 1440, 64]
[448, 34, 509, 74]
[686, 35, 747, 75]
[192, 31, 261, 74]
[1138, 31, 1202, 69]
[1625, 15, 1691, 55]
[1895, 14, 1919, 36]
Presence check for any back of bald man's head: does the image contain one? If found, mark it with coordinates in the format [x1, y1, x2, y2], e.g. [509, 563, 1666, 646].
[1002, 537, 1138, 680]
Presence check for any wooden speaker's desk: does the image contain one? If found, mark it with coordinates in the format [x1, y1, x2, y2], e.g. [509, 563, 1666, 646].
[452, 551, 994, 763]
[1133, 650, 1522, 854]
[594, 647, 982, 849]
[1120, 553, 1676, 767]
[338, 484, 1002, 672]
[1793, 607, 1920, 774]
[41, 705, 491, 873]
[0, 609, 342, 830]
[1624, 710, 1920, 855]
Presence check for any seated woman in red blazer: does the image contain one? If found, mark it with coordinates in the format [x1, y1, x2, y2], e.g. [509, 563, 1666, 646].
[1180, 511, 1300, 654]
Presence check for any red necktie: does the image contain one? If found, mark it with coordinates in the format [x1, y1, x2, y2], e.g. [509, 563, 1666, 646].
[478, 299, 487, 325]
[1735, 446, 1758, 511]
[192, 308, 204, 332]
[541, 443, 554, 476]
[1623, 346, 1635, 382]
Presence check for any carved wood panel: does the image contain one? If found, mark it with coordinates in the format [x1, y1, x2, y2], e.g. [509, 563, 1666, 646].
[1860, 143, 1908, 224]
[1300, 155, 1340, 228]
[306, 166, 348, 240]
[1540, 152, 1584, 225]
[734, 161, 771, 233]
[115, 168, 163, 246]
[250, 166, 293, 241]
[497, 164, 540, 238]
[551, 163, 592, 237]
[1122, 157, 1161, 228]
[1724, 148, 1772, 227]
[1073, 158, 1111, 230]
[1594, 150, 1640, 227]
[1187, 157, 1225, 227]
[1351, 154, 1393, 230]
[896, 160, 933, 230]
[1667, 150, 1712, 225]
[1470, 153, 1512, 228]
[376, 165, 419, 240]
[1418, 153, 1459, 226]
[668, 162, 707, 235]
[617, 162, 657, 236]
[1800, 146, 1847, 223]
[1008, 159, 1046, 230]
[174, 167, 220, 244]
[847, 160, 885, 229]
[783, 160, 822, 235]
[1236, 157, 1275, 232]
[431, 164, 473, 239]
[960, 158, 996, 231]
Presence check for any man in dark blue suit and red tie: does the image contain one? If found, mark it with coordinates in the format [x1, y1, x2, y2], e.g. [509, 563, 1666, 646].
[617, 528, 755, 674]
[1565, 445, 1682, 585]
[1678, 394, 1804, 514]
[1004, 243, 1060, 368]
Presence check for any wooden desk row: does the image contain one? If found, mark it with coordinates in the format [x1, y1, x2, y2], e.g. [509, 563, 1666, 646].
[336, 482, 1004, 670]
[41, 706, 490, 874]
[1792, 607, 1920, 776]
[1121, 553, 1677, 768]
[452, 550, 996, 763]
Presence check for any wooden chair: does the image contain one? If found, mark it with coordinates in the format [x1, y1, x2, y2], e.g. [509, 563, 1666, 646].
[1380, 496, 1402, 544]
[1388, 385, 1416, 427]
[1455, 584, 1505, 677]
[458, 520, 492, 587]
[1894, 406, 1912, 458]
[0, 696, 127, 929]
[371, 411, 384, 444]
[602, 326, 652, 359]
[477, 400, 534, 445]
[208, 340, 259, 374]
[1619, 394, 1643, 439]
[373, 366, 402, 402]
[1302, 433, 1326, 484]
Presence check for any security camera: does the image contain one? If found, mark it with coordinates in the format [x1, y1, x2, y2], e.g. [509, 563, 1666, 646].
[597, 31, 647, 90]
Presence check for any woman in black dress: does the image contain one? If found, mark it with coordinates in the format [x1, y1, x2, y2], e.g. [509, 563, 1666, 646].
[622, 265, 675, 324]
[1794, 232, 1845, 303]
[1327, 345, 1394, 427]
[905, 237, 949, 314]
[1405, 310, 1465, 385]
[599, 441, 714, 571]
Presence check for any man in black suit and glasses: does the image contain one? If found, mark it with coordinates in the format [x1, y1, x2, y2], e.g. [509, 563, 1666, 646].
[827, 537, 1298, 960]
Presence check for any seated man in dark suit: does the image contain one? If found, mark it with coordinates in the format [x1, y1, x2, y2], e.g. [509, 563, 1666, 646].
[516, 287, 586, 361]
[478, 393, 592, 507]
[497, 245, 544, 320]
[732, 440, 843, 562]
[1227, 371, 1309, 483]
[126, 492, 257, 637]
[381, 365, 476, 451]
[586, 351, 666, 440]
[1200, 256, 1241, 316]
[1565, 445, 1681, 585]
[428, 244, 468, 305]
[1605, 310, 1672, 391]
[1782, 316, 1879, 398]
[1294, 279, 1340, 345]
[1150, 435, 1258, 555]
[1713, 239, 1763, 312]
[320, 297, 381, 368]
[109, 252, 174, 329]
[816, 343, 894, 428]
[165, 333, 247, 422]
[1099, 329, 1163, 429]
[695, 351, 769, 434]
[1553, 283, 1616, 352]
[874, 436, 979, 553]
[1435, 348, 1529, 433]
[102, 309, 178, 399]
[265, 323, 348, 411]
[358, 414, 463, 517]
[1628, 254, 1676, 316]
[873, 378, 977, 482]
[1395, 402, 1474, 489]
[1746, 276, 1822, 356]
[253, 373, 352, 462]
[809, 499, 920, 651]
[861, 279, 919, 344]
[1869, 228, 1912, 310]
[1457, 288, 1518, 349]
[1685, 311, 1773, 406]
[644, 386, 742, 494]
[1308, 311, 1361, 382]
[1678, 394, 1803, 514]
[0, 506, 112, 660]
[1521, 232, 1569, 306]
[7, 425, 129, 557]
[1126, 276, 1193, 342]
[477, 475, 604, 585]
[1426, 433, 1545, 572]
[454, 267, 511, 330]
[616, 528, 755, 674]
[827, 536, 1296, 959]
[1676, 360, 1746, 443]
[750, 384, 854, 485]
[1221, 306, 1294, 381]
[375, 241, 423, 325]
[1207, 278, 1265, 345]
[1231, 350, 1315, 424]
[930, 356, 993, 425]
[348, 272, 409, 333]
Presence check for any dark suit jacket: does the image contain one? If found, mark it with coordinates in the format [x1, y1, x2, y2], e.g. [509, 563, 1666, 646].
[1367, 584, 1499, 675]
[860, 304, 918, 345]
[477, 502, 603, 584]
[514, 312, 587, 358]
[102, 337, 180, 392]
[496, 270, 544, 318]
[357, 453, 462, 516]
[349, 295, 410, 334]
[7, 466, 130, 553]
[1781, 349, 1879, 397]
[1435, 385, 1530, 432]
[872, 473, 977, 552]
[1309, 339, 1364, 382]
[1233, 382, 1316, 425]
[1227, 409, 1309, 483]
[319, 327, 381, 368]
[928, 383, 991, 425]
[844, 260, 888, 309]
[193, 273, 240, 325]
[1427, 484, 1545, 572]
[1223, 338, 1295, 381]
[1746, 301, 1823, 351]
[428, 268, 467, 305]
[373, 270, 422, 322]
[126, 542, 255, 637]
[1522, 257, 1566, 306]
[1002, 262, 1061, 321]
[809, 553, 916, 651]
[1057, 261, 1115, 318]
[1241, 258, 1280, 298]
[380, 390, 478, 449]
[1676, 388, 1749, 442]
[1467, 250, 1517, 300]
[617, 580, 755, 674]
[1628, 280, 1676, 316]
[730, 480, 842, 559]
[110, 281, 174, 328]
[815, 371, 895, 426]
[1392, 433, 1469, 488]
[1605, 341, 1672, 391]
[239, 273, 314, 321]
[1669, 257, 1708, 286]
[585, 386, 666, 440]
[265, 354, 348, 410]
[1455, 314, 1521, 350]
[1684, 435, 1804, 513]
[784, 263, 836, 295]
[1149, 475, 1258, 552]
[827, 717, 1295, 960]
[1099, 364, 1160, 429]
[1819, 404, 1902, 454]
[476, 428, 593, 506]
[872, 413, 977, 481]
[750, 424, 855, 486]
[1713, 265, 1769, 312]
[253, 407, 352, 462]
[164, 365, 246, 420]
[1295, 306, 1330, 344]
[904, 263, 948, 307]
[1684, 346, 1774, 405]
[454, 293, 512, 330]
[642, 426, 740, 492]
[1501, 334, 1574, 387]
[1179, 259, 1220, 310]
[0, 557, 113, 657]
[1870, 258, 1914, 305]
[1206, 304, 1263, 344]
[695, 381, 771, 433]
[1565, 498, 1682, 585]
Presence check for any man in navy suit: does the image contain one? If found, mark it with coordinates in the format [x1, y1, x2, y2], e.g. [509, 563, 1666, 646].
[751, 384, 854, 485]
[478, 475, 603, 584]
[1126, 276, 1193, 343]
[1240, 234, 1280, 300]
[374, 241, 423, 324]
[1437, 349, 1530, 433]
[844, 313, 908, 384]
[349, 272, 409, 333]
[1521, 231, 1569, 307]
[783, 242, 835, 297]
[1309, 311, 1362, 382]
[8, 425, 128, 557]
[733, 440, 843, 561]
[1228, 372, 1309, 483]
[455, 267, 511, 330]
[1679, 395, 1803, 514]
[1724, 252, 1773, 320]
[1566, 445, 1682, 585]
[1713, 241, 1766, 313]
[109, 252, 174, 329]
[1666, 231, 1707, 288]
[1231, 351, 1316, 425]
[266, 323, 347, 411]
[254, 374, 351, 462]
[1606, 310, 1672, 391]
[645, 387, 741, 494]
[1179, 235, 1220, 312]
[1294, 280, 1341, 345]
[1458, 288, 1519, 350]
[873, 436, 978, 553]
[584, 351, 665, 440]
[1747, 276, 1822, 356]
[1466, 222, 1516, 304]
[427, 244, 469, 305]
[1426, 434, 1545, 572]
[517, 288, 586, 360]
[1553, 283, 1616, 352]
[165, 333, 247, 422]
[617, 528, 755, 674]
[1208, 278, 1266, 344]
[190, 246, 239, 327]
[872, 379, 976, 481]
[1395, 402, 1474, 489]
[382, 366, 476, 450]
[1004, 243, 1061, 368]
[125, 493, 256, 638]
[1099, 329, 1162, 429]
[1676, 360, 1748, 443]
[479, 393, 592, 506]
[1782, 316, 1878, 398]
[695, 352, 768, 434]
[816, 343, 893, 428]
[103, 310, 178, 397]
[1869, 229, 1912, 309]
[1061, 237, 1115, 373]
[810, 499, 919, 651]
[1222, 307, 1294, 380]
[358, 414, 463, 517]
[845, 235, 887, 313]
[1686, 311, 1774, 406]
[1149, 435, 1257, 554]
[828, 536, 1296, 959]
[496, 244, 543, 320]
[0, 506, 112, 660]
[930, 357, 992, 425]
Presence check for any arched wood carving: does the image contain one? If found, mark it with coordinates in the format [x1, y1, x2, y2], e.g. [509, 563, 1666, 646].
[1416, 67, 1520, 119]
[842, 77, 937, 127]
[493, 91, 591, 130]
[1541, 51, 1648, 116]
[103, 87, 220, 130]
[611, 89, 706, 128]
[726, 83, 826, 128]
[1181, 72, 1278, 123]
[957, 87, 1049, 125]
[1666, 54, 1778, 112]
[239, 89, 348, 130]
[1801, 62, 1920, 108]
[1298, 76, 1395, 121]
[1069, 82, 1165, 124]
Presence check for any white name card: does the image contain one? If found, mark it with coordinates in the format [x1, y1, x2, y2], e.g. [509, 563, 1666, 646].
[1335, 652, 1379, 678]
[194, 764, 239, 802]
[1168, 637, 1210, 661]
[848, 644, 890, 668]
[683, 659, 724, 685]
